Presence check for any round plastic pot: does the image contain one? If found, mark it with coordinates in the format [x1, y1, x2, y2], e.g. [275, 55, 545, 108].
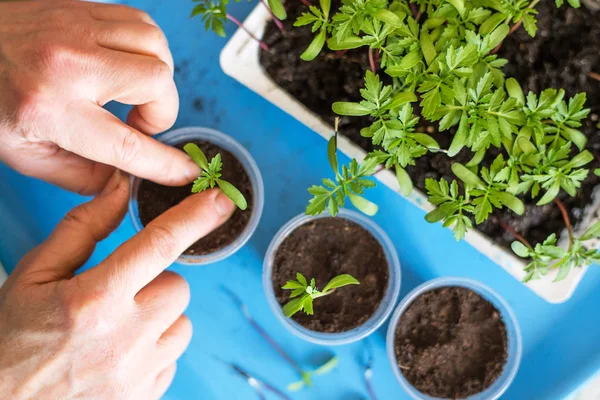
[386, 277, 522, 400]
[128, 126, 264, 265]
[263, 209, 401, 346]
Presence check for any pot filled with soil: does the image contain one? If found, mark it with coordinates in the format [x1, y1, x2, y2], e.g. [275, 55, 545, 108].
[263, 209, 401, 345]
[128, 127, 264, 265]
[386, 277, 521, 399]
[220, 0, 600, 303]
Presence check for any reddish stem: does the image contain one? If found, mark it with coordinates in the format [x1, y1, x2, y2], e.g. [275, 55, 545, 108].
[368, 48, 376, 73]
[491, 21, 522, 54]
[227, 14, 270, 51]
[300, 0, 312, 6]
[497, 218, 532, 249]
[409, 2, 419, 19]
[260, 0, 285, 33]
[554, 198, 574, 243]
[589, 72, 600, 82]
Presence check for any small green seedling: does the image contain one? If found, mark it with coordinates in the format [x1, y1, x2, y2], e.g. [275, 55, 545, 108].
[183, 143, 247, 210]
[282, 272, 359, 317]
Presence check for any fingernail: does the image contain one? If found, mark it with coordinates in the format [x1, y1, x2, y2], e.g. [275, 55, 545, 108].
[184, 159, 202, 182]
[102, 169, 121, 195]
[214, 190, 235, 217]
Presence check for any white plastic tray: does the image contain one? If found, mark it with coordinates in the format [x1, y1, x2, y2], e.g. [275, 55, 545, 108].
[219, 3, 597, 303]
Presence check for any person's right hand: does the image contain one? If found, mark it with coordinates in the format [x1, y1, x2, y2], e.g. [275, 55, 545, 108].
[0, 0, 199, 195]
[0, 172, 236, 399]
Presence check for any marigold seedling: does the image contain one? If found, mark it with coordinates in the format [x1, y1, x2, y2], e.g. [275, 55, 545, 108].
[301, 0, 595, 281]
[282, 272, 359, 317]
[183, 143, 247, 210]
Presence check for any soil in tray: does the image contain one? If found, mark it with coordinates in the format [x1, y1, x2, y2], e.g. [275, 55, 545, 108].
[272, 217, 388, 333]
[137, 141, 253, 256]
[260, 1, 600, 250]
[394, 287, 508, 399]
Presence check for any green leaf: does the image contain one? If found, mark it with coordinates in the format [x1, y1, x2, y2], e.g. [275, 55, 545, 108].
[184, 143, 209, 170]
[567, 0, 581, 8]
[581, 221, 600, 241]
[496, 192, 525, 215]
[216, 179, 248, 210]
[522, 13, 538, 37]
[448, 113, 468, 156]
[399, 50, 421, 69]
[488, 24, 509, 49]
[395, 165, 413, 196]
[322, 274, 360, 293]
[332, 102, 371, 116]
[282, 280, 306, 290]
[480, 13, 506, 35]
[327, 136, 339, 176]
[386, 91, 417, 110]
[282, 297, 305, 317]
[563, 128, 588, 151]
[420, 30, 436, 66]
[372, 9, 405, 27]
[320, 0, 331, 18]
[301, 29, 327, 61]
[327, 36, 364, 50]
[506, 78, 524, 105]
[348, 193, 378, 216]
[447, 0, 465, 16]
[268, 0, 287, 20]
[511, 241, 530, 258]
[554, 262, 571, 282]
[425, 206, 448, 223]
[452, 164, 485, 189]
[537, 182, 560, 206]
[565, 150, 593, 169]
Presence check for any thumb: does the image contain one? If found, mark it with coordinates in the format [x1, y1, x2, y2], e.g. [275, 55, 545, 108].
[17, 170, 129, 284]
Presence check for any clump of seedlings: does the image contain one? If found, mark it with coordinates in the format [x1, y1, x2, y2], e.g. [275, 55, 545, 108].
[292, 0, 600, 282]
[281, 272, 360, 317]
[183, 143, 247, 210]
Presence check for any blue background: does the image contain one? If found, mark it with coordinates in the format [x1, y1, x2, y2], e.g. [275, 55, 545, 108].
[1, 0, 599, 399]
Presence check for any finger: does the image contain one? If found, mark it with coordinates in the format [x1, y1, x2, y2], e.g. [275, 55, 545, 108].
[152, 363, 177, 400]
[155, 315, 193, 369]
[88, 3, 160, 28]
[94, 21, 174, 74]
[53, 103, 197, 186]
[81, 189, 236, 296]
[94, 50, 178, 134]
[135, 271, 190, 333]
[17, 170, 128, 284]
[4, 141, 115, 196]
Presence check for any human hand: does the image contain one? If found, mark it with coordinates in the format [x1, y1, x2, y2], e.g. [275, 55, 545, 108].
[0, 0, 199, 194]
[0, 172, 236, 399]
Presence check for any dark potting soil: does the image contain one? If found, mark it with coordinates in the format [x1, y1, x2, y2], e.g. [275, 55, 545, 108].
[137, 141, 253, 256]
[272, 217, 388, 333]
[260, 1, 600, 250]
[395, 287, 508, 399]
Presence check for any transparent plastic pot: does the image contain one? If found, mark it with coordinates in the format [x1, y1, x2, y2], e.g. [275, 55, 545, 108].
[128, 127, 264, 265]
[263, 209, 401, 346]
[386, 277, 522, 400]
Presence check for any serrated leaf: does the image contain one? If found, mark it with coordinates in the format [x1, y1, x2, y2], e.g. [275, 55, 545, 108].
[420, 30, 436, 66]
[399, 50, 421, 69]
[282, 297, 305, 317]
[216, 179, 247, 210]
[522, 13, 538, 37]
[554, 262, 571, 282]
[386, 91, 418, 110]
[372, 9, 405, 27]
[449, 113, 468, 156]
[320, 0, 331, 18]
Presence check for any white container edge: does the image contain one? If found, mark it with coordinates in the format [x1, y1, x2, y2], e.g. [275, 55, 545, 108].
[219, 4, 598, 303]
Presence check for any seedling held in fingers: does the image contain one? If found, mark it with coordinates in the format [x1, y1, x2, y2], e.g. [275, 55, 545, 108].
[282, 272, 359, 317]
[183, 143, 247, 210]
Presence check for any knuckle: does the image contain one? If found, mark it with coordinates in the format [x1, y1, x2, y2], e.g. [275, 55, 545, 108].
[148, 60, 172, 83]
[63, 203, 92, 228]
[115, 127, 142, 167]
[143, 24, 167, 46]
[146, 224, 179, 261]
[60, 287, 112, 333]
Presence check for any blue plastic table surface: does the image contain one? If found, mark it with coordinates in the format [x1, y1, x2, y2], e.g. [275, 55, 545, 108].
[1, 1, 599, 399]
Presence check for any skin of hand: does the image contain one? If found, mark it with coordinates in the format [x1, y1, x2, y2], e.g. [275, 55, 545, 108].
[0, 172, 236, 400]
[0, 0, 200, 195]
